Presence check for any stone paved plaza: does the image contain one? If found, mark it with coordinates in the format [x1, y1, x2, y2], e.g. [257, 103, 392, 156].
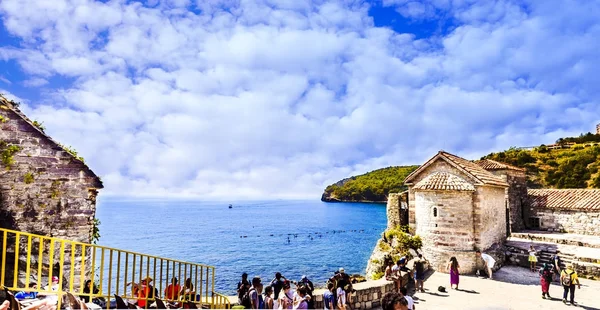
[402, 266, 600, 310]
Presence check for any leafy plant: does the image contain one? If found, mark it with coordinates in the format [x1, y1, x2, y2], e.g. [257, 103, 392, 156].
[91, 218, 101, 244]
[32, 120, 45, 132]
[23, 172, 34, 184]
[58, 143, 85, 162]
[0, 141, 21, 169]
[372, 271, 385, 280]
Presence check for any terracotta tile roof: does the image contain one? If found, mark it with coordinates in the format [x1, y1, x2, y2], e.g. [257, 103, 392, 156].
[413, 172, 475, 191]
[528, 189, 600, 211]
[475, 159, 526, 172]
[405, 151, 508, 188]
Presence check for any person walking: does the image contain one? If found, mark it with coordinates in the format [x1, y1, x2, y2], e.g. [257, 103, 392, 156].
[529, 245, 538, 272]
[539, 263, 553, 299]
[560, 264, 581, 305]
[446, 257, 460, 290]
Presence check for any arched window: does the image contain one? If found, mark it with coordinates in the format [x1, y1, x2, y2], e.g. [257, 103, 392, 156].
[433, 207, 438, 217]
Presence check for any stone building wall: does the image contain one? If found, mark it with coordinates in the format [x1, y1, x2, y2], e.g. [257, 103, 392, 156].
[530, 208, 600, 235]
[473, 186, 507, 251]
[0, 99, 102, 288]
[413, 190, 477, 272]
[486, 169, 527, 232]
[407, 160, 477, 231]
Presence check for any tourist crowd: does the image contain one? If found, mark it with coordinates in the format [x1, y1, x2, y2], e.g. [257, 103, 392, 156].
[235, 268, 360, 310]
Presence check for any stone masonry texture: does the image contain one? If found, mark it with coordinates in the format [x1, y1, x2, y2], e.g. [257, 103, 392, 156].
[0, 99, 103, 288]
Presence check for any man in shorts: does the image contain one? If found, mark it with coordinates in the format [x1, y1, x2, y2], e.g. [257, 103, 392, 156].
[476, 250, 496, 280]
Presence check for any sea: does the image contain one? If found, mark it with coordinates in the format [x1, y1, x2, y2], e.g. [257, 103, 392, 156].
[95, 199, 386, 295]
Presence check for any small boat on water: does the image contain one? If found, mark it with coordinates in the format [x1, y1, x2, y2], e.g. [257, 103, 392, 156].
[228, 204, 233, 209]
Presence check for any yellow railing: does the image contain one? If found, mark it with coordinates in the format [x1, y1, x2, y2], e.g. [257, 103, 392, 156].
[0, 227, 230, 309]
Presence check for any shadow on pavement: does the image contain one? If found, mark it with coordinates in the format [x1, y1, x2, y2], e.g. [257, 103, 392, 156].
[456, 288, 479, 294]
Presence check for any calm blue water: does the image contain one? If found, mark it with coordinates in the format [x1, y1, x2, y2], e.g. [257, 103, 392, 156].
[95, 199, 386, 295]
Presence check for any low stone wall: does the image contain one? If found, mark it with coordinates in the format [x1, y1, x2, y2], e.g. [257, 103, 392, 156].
[531, 208, 600, 236]
[312, 278, 396, 310]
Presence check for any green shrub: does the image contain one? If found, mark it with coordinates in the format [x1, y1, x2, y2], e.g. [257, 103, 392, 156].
[372, 272, 385, 280]
[378, 241, 391, 251]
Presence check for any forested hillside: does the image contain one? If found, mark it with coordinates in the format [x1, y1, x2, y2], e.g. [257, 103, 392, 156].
[482, 139, 600, 188]
[322, 132, 600, 202]
[321, 166, 419, 202]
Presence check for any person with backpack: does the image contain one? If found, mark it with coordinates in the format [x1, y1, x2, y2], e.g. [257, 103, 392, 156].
[413, 254, 426, 293]
[278, 281, 294, 309]
[561, 264, 581, 305]
[238, 273, 251, 306]
[539, 263, 553, 299]
[244, 276, 263, 309]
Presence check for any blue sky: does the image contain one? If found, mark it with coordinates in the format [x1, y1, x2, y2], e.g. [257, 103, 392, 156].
[1, 0, 599, 199]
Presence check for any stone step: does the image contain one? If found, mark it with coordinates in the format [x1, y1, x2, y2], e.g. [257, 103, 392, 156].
[511, 231, 600, 249]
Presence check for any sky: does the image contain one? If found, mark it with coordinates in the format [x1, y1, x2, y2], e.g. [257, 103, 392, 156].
[1, 0, 599, 200]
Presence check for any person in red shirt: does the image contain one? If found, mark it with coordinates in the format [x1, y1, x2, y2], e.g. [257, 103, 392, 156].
[165, 277, 181, 301]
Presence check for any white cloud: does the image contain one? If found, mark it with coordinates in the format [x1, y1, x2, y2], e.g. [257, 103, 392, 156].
[1, 0, 599, 199]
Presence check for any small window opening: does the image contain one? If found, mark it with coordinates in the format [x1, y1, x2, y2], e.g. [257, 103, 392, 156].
[433, 207, 438, 217]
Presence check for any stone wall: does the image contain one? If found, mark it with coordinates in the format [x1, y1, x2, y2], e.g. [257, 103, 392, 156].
[0, 100, 102, 288]
[473, 186, 507, 251]
[312, 279, 395, 310]
[530, 208, 600, 235]
[414, 190, 476, 272]
[487, 169, 527, 232]
[408, 159, 477, 232]
[386, 192, 407, 229]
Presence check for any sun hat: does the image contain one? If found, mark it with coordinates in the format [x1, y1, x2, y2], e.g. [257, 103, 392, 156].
[52, 276, 59, 282]
[339, 268, 345, 273]
[142, 276, 153, 282]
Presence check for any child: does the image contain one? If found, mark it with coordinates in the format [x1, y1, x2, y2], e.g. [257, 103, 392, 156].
[539, 263, 553, 299]
[446, 257, 460, 290]
[529, 245, 538, 272]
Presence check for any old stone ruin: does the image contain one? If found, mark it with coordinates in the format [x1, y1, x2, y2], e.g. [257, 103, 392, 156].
[0, 95, 103, 289]
[367, 150, 600, 280]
